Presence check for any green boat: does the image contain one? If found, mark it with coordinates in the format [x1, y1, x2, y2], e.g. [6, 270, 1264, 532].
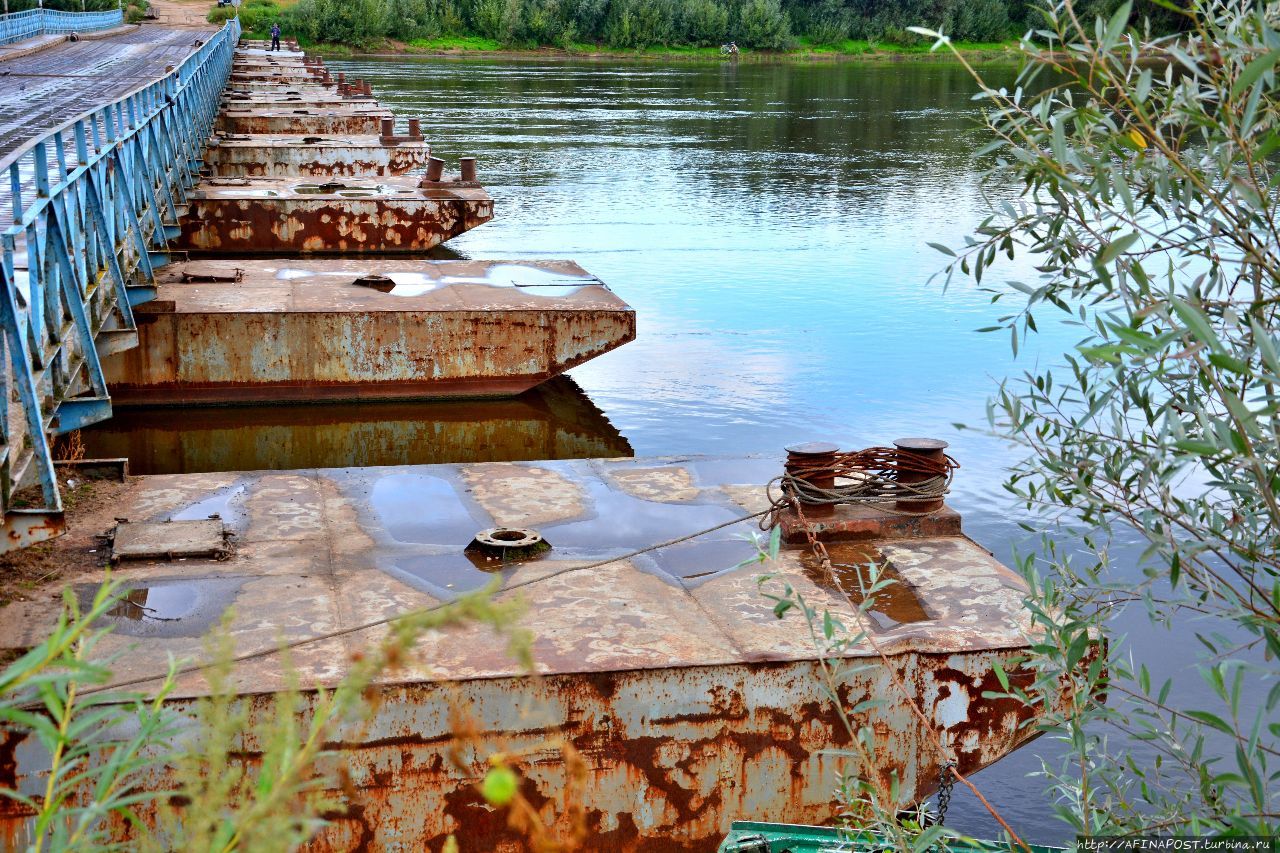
[718, 821, 1067, 853]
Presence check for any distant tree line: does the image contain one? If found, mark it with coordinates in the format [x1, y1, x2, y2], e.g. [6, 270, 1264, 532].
[280, 0, 1186, 50]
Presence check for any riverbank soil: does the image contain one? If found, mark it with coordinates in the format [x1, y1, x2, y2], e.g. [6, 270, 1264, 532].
[0, 474, 130, 609]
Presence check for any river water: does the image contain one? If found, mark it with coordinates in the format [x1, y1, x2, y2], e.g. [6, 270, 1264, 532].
[81, 56, 1176, 844]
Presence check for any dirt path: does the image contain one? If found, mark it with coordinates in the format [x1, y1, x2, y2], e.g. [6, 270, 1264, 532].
[145, 0, 216, 28]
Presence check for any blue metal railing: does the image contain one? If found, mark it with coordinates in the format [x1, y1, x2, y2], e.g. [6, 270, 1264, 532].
[0, 18, 239, 549]
[0, 8, 125, 46]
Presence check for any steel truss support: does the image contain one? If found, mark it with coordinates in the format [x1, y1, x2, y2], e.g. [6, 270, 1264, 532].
[0, 19, 240, 550]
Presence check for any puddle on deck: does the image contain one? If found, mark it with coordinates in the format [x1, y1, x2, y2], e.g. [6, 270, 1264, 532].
[348, 264, 601, 298]
[169, 483, 249, 527]
[293, 183, 400, 197]
[343, 456, 913, 631]
[71, 378, 631, 474]
[800, 542, 932, 629]
[377, 467, 762, 596]
[77, 577, 247, 639]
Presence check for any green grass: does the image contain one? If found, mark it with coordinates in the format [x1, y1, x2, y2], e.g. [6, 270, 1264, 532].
[392, 37, 1016, 59]
[322, 31, 1020, 60]
[638, 44, 726, 56]
[406, 35, 504, 51]
[792, 36, 1019, 56]
[207, 0, 291, 37]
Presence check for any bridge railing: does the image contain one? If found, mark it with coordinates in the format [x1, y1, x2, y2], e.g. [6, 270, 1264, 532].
[0, 8, 125, 45]
[0, 17, 239, 549]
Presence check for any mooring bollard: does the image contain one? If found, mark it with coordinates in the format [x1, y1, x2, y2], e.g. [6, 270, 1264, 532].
[425, 157, 445, 182]
[893, 437, 949, 513]
[380, 118, 395, 140]
[408, 118, 422, 139]
[784, 442, 839, 519]
[459, 157, 477, 182]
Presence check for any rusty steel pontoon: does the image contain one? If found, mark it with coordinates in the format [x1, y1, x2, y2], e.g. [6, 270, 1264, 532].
[101, 259, 635, 403]
[0, 451, 1055, 851]
[174, 177, 493, 254]
[203, 133, 433, 177]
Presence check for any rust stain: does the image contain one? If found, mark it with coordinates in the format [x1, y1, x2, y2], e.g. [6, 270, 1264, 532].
[204, 145, 432, 178]
[0, 656, 1048, 851]
[217, 111, 393, 135]
[174, 188, 492, 255]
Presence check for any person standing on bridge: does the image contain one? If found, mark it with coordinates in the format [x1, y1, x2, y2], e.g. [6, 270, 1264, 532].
[270, 22, 282, 51]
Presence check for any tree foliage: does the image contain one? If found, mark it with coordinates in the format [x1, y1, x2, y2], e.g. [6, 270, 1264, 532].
[921, 0, 1280, 835]
[275, 0, 1188, 49]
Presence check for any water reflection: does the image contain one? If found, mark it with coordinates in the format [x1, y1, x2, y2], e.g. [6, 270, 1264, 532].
[77, 577, 247, 639]
[798, 541, 931, 629]
[78, 377, 632, 474]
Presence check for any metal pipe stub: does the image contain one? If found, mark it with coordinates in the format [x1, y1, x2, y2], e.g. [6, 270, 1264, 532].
[425, 157, 445, 182]
[893, 437, 949, 513]
[465, 527, 552, 568]
[784, 441, 839, 519]
[381, 119, 426, 146]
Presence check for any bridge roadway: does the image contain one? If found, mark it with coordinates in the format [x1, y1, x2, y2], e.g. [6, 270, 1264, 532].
[0, 24, 214, 168]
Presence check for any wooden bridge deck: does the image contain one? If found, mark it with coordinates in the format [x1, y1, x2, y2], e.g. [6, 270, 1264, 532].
[0, 24, 213, 167]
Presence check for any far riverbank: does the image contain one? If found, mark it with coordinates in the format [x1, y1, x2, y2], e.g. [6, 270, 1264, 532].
[305, 37, 1022, 64]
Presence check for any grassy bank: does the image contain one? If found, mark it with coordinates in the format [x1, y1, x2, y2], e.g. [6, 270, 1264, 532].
[310, 34, 1021, 62]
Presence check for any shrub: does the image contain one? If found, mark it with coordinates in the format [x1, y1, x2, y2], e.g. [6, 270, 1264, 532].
[239, 0, 283, 37]
[206, 6, 237, 24]
[562, 0, 609, 35]
[920, 0, 1280, 837]
[736, 0, 791, 49]
[522, 0, 571, 45]
[471, 0, 508, 40]
[678, 0, 730, 46]
[944, 0, 1008, 41]
[301, 0, 388, 47]
[280, 0, 1188, 50]
[604, 0, 675, 49]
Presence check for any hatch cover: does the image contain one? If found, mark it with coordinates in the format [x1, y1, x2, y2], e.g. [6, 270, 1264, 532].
[112, 519, 229, 561]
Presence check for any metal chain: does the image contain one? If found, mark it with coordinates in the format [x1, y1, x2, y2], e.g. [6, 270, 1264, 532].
[936, 760, 957, 826]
